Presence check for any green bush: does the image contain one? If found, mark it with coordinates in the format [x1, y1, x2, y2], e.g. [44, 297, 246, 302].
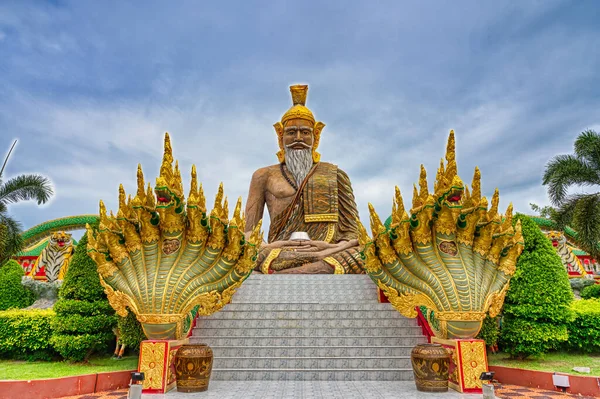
[0, 259, 34, 310]
[477, 315, 500, 348]
[499, 214, 574, 359]
[51, 232, 116, 362]
[117, 312, 146, 353]
[0, 309, 56, 360]
[581, 284, 600, 299]
[567, 299, 600, 353]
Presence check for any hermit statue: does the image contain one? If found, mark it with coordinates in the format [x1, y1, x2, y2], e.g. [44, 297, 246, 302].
[244, 85, 364, 274]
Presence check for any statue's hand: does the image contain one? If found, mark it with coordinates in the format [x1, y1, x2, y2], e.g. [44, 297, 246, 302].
[260, 240, 312, 251]
[294, 239, 358, 252]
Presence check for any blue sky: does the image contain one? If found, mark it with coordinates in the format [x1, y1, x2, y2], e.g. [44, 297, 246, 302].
[1, 0, 599, 238]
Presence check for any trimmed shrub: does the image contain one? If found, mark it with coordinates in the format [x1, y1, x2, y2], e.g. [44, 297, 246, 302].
[51, 232, 116, 362]
[567, 299, 600, 353]
[0, 259, 34, 310]
[499, 214, 574, 359]
[0, 309, 56, 360]
[476, 315, 500, 349]
[581, 284, 600, 299]
[117, 312, 146, 353]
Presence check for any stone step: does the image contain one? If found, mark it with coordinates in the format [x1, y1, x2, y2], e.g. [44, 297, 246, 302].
[195, 326, 422, 337]
[196, 318, 417, 329]
[208, 346, 415, 357]
[202, 309, 404, 320]
[210, 369, 414, 381]
[222, 303, 392, 311]
[212, 356, 412, 369]
[190, 274, 423, 381]
[231, 296, 378, 304]
[242, 274, 374, 281]
[189, 336, 427, 347]
[241, 279, 376, 285]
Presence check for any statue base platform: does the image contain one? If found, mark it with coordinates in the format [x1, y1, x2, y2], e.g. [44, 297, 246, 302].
[138, 338, 188, 394]
[431, 337, 488, 394]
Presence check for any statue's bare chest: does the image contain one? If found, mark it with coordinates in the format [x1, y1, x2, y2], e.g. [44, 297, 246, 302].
[264, 173, 297, 211]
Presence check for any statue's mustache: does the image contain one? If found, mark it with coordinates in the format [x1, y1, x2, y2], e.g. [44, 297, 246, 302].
[285, 141, 311, 149]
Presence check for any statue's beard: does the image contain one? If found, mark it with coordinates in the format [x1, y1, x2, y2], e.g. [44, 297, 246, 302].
[284, 143, 314, 186]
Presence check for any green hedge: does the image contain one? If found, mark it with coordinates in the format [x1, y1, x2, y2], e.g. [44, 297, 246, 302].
[567, 299, 600, 353]
[500, 215, 574, 359]
[0, 259, 34, 310]
[476, 315, 499, 348]
[51, 231, 116, 362]
[117, 312, 146, 353]
[581, 284, 600, 299]
[0, 309, 56, 361]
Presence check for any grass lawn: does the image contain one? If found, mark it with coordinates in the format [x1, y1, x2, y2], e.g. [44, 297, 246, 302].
[0, 355, 138, 380]
[489, 352, 600, 376]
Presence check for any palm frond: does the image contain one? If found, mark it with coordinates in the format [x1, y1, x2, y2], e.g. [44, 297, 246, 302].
[574, 130, 600, 170]
[0, 212, 23, 265]
[0, 140, 18, 179]
[570, 193, 600, 260]
[542, 154, 600, 205]
[0, 174, 54, 205]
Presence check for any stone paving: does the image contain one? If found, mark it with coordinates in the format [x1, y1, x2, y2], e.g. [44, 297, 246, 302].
[63, 381, 594, 398]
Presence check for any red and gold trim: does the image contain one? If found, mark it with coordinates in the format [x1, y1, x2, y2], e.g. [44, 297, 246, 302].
[138, 338, 188, 394]
[431, 337, 488, 394]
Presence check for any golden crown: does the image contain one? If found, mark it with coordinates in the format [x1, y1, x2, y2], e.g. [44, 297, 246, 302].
[274, 84, 325, 163]
[281, 85, 315, 125]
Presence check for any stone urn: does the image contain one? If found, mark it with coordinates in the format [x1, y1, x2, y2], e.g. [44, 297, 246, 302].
[174, 344, 214, 392]
[411, 343, 451, 392]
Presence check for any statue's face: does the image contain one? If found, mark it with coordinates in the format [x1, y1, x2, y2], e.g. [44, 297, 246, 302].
[283, 118, 314, 149]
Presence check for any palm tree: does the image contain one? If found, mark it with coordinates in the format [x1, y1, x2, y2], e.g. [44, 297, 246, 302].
[543, 129, 600, 260]
[0, 140, 54, 265]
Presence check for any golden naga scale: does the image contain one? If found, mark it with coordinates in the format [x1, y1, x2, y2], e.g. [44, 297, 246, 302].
[86, 133, 262, 340]
[359, 131, 524, 339]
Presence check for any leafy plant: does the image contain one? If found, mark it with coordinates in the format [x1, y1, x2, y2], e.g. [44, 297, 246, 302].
[0, 259, 34, 310]
[117, 313, 146, 353]
[567, 299, 600, 353]
[0, 140, 53, 264]
[0, 308, 56, 360]
[500, 214, 574, 359]
[581, 284, 600, 299]
[50, 231, 116, 362]
[543, 130, 600, 260]
[476, 315, 499, 349]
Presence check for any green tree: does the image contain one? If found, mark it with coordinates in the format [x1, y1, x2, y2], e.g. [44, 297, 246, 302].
[0, 140, 53, 265]
[500, 214, 574, 359]
[50, 231, 117, 362]
[543, 130, 600, 260]
[0, 259, 34, 310]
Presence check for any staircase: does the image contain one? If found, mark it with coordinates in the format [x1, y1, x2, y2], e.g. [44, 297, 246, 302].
[189, 274, 425, 381]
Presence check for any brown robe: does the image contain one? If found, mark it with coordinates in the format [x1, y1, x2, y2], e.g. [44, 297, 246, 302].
[258, 162, 364, 274]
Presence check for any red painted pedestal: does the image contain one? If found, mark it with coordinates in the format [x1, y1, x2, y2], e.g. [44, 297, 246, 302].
[431, 338, 488, 394]
[138, 338, 188, 394]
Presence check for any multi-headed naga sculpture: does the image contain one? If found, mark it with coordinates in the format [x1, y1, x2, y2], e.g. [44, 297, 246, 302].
[86, 133, 262, 340]
[359, 131, 524, 339]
